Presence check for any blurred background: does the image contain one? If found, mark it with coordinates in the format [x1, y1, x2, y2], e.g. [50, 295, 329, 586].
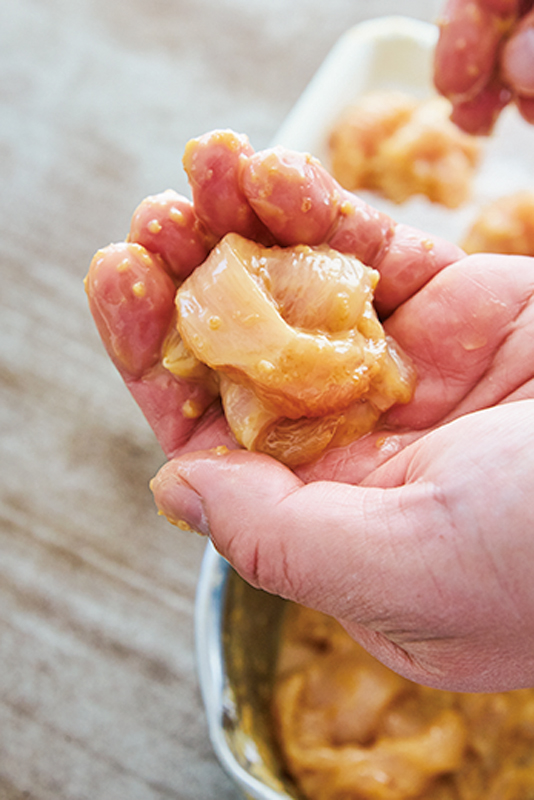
[1, 1, 441, 798]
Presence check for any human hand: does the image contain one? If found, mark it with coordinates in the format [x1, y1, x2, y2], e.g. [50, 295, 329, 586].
[86, 132, 534, 692]
[434, 0, 534, 133]
[85, 130, 461, 461]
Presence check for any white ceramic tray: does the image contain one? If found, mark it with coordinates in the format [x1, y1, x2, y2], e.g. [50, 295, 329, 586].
[272, 15, 534, 247]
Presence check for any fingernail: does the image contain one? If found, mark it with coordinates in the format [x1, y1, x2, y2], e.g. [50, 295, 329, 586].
[150, 474, 210, 536]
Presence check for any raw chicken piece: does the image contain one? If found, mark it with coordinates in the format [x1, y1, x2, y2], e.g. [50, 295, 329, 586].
[164, 232, 415, 466]
[329, 91, 482, 208]
[273, 606, 466, 800]
[461, 190, 534, 255]
[273, 604, 534, 800]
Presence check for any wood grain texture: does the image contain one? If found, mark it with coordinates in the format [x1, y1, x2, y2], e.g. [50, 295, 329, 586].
[0, 1, 440, 796]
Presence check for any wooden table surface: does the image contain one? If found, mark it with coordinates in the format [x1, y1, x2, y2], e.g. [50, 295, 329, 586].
[0, 1, 439, 797]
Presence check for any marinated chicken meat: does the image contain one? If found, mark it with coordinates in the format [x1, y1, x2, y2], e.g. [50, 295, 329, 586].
[461, 190, 534, 255]
[329, 91, 482, 208]
[273, 605, 534, 800]
[166, 233, 415, 466]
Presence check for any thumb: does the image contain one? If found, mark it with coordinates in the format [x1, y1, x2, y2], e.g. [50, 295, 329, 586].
[149, 448, 436, 607]
[150, 448, 456, 678]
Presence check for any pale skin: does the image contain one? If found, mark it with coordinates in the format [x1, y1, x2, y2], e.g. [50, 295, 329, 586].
[86, 129, 534, 694]
[434, 0, 534, 133]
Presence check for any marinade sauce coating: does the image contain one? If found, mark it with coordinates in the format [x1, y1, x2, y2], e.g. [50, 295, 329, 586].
[166, 232, 415, 467]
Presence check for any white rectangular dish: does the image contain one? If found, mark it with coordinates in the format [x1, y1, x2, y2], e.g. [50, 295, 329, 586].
[272, 15, 534, 247]
[273, 16, 438, 161]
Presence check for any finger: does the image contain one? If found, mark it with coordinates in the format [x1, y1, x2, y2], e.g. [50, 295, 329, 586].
[126, 368, 234, 458]
[434, 0, 507, 102]
[128, 189, 214, 281]
[241, 146, 463, 316]
[85, 242, 176, 378]
[241, 146, 346, 246]
[182, 130, 274, 243]
[85, 242, 227, 456]
[502, 8, 534, 96]
[449, 80, 512, 134]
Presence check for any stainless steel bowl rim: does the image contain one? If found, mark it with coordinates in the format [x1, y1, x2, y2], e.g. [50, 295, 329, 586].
[195, 541, 291, 800]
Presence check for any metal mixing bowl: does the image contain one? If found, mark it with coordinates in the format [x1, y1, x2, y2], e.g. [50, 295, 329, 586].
[195, 541, 299, 800]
